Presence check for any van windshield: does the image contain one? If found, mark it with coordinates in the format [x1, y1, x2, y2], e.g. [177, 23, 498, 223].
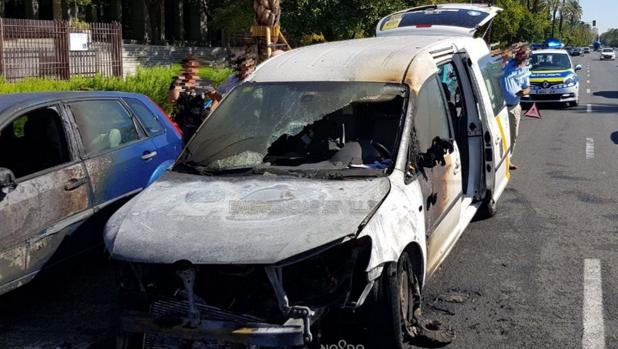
[530, 53, 571, 71]
[177, 82, 407, 179]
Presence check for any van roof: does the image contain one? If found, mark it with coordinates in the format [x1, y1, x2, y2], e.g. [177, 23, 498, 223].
[251, 36, 457, 84]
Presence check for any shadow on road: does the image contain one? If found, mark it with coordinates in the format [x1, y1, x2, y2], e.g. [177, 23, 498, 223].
[573, 103, 618, 114]
[612, 131, 618, 144]
[593, 91, 618, 99]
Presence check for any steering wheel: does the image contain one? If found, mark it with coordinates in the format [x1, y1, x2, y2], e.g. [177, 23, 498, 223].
[371, 140, 393, 160]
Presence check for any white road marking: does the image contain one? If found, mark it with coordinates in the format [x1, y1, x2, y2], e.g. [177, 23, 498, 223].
[587, 88, 591, 94]
[583, 259, 605, 349]
[586, 138, 595, 159]
[587, 104, 592, 113]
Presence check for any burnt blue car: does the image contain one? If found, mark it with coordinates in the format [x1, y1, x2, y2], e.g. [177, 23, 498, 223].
[0, 92, 183, 295]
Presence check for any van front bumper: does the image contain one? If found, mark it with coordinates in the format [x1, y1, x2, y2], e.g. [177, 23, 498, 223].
[121, 311, 306, 347]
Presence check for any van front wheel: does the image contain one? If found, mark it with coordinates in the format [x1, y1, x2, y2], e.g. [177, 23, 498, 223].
[477, 191, 497, 219]
[369, 251, 420, 349]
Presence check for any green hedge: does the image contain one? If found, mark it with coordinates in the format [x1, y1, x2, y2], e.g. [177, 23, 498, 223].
[0, 65, 233, 113]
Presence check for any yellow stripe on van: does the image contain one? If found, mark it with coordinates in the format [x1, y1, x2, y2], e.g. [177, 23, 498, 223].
[495, 115, 510, 180]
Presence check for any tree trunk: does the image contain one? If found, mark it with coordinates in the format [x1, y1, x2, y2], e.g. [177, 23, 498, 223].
[551, 5, 559, 38]
[24, 0, 40, 19]
[146, 0, 165, 44]
[52, 0, 62, 20]
[110, 0, 122, 23]
[558, 0, 566, 34]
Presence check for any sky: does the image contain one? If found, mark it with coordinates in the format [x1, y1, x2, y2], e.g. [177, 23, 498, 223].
[580, 0, 617, 34]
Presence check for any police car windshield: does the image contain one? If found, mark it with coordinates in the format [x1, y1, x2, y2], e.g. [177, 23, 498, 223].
[530, 53, 571, 71]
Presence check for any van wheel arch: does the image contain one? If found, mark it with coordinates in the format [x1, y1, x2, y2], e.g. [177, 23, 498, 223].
[366, 244, 425, 348]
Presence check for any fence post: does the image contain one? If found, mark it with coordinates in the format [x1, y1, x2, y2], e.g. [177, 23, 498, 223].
[112, 21, 123, 77]
[60, 20, 70, 79]
[0, 18, 4, 78]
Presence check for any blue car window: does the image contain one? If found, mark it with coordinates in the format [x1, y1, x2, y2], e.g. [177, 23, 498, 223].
[70, 100, 139, 155]
[125, 98, 164, 136]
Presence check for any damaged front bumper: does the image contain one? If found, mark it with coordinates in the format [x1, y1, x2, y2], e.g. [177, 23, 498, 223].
[121, 310, 306, 347]
[115, 238, 373, 347]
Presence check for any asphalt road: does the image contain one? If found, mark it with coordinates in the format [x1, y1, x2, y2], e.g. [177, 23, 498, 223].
[0, 52, 616, 349]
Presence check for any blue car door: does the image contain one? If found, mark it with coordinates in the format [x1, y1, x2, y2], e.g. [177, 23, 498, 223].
[67, 99, 159, 206]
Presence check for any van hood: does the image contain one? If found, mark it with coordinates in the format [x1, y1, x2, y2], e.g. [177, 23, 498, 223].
[104, 171, 390, 265]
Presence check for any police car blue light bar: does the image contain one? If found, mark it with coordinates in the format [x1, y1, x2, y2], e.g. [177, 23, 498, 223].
[543, 38, 564, 49]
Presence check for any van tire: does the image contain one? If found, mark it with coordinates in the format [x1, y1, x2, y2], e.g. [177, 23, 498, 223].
[477, 192, 497, 219]
[368, 251, 420, 349]
[115, 332, 144, 349]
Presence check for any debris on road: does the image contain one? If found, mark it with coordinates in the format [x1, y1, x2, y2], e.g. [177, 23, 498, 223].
[411, 319, 456, 347]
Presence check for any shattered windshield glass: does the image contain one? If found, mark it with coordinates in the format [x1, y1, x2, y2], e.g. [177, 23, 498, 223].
[177, 82, 407, 178]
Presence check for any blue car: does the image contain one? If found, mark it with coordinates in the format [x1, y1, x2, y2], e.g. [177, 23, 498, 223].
[0, 92, 182, 295]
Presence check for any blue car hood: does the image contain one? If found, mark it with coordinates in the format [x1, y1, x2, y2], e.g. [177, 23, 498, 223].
[104, 171, 390, 265]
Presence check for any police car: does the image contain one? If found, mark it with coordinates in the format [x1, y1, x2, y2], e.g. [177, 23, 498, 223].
[524, 48, 582, 107]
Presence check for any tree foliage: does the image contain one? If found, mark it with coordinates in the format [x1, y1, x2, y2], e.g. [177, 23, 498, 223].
[277, 0, 594, 47]
[48, 0, 596, 48]
[600, 29, 618, 47]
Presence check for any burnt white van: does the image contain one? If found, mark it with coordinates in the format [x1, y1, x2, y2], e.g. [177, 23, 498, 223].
[105, 4, 511, 348]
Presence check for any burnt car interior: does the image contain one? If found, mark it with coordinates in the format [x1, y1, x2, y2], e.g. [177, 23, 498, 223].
[0, 107, 70, 179]
[69, 100, 140, 155]
[440, 66, 470, 193]
[263, 98, 403, 168]
[177, 82, 408, 178]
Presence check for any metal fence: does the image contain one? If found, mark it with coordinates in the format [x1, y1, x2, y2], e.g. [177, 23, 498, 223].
[0, 18, 123, 81]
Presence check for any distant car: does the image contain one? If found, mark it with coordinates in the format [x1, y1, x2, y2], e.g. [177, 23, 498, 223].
[600, 48, 616, 60]
[583, 47, 591, 54]
[523, 49, 582, 107]
[0, 92, 183, 296]
[570, 48, 582, 56]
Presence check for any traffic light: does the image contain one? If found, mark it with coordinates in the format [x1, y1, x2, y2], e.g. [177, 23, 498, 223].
[593, 20, 596, 27]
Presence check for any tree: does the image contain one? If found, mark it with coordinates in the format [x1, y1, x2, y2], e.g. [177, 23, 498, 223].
[600, 29, 618, 47]
[282, 0, 411, 43]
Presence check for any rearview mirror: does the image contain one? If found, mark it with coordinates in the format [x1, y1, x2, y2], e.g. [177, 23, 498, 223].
[0, 168, 17, 199]
[575, 64, 583, 71]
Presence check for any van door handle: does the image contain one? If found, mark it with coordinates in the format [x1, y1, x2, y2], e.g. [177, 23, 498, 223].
[64, 177, 87, 191]
[141, 151, 158, 161]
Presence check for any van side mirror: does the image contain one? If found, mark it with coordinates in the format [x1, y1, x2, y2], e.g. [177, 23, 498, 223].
[575, 64, 583, 71]
[0, 168, 17, 200]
